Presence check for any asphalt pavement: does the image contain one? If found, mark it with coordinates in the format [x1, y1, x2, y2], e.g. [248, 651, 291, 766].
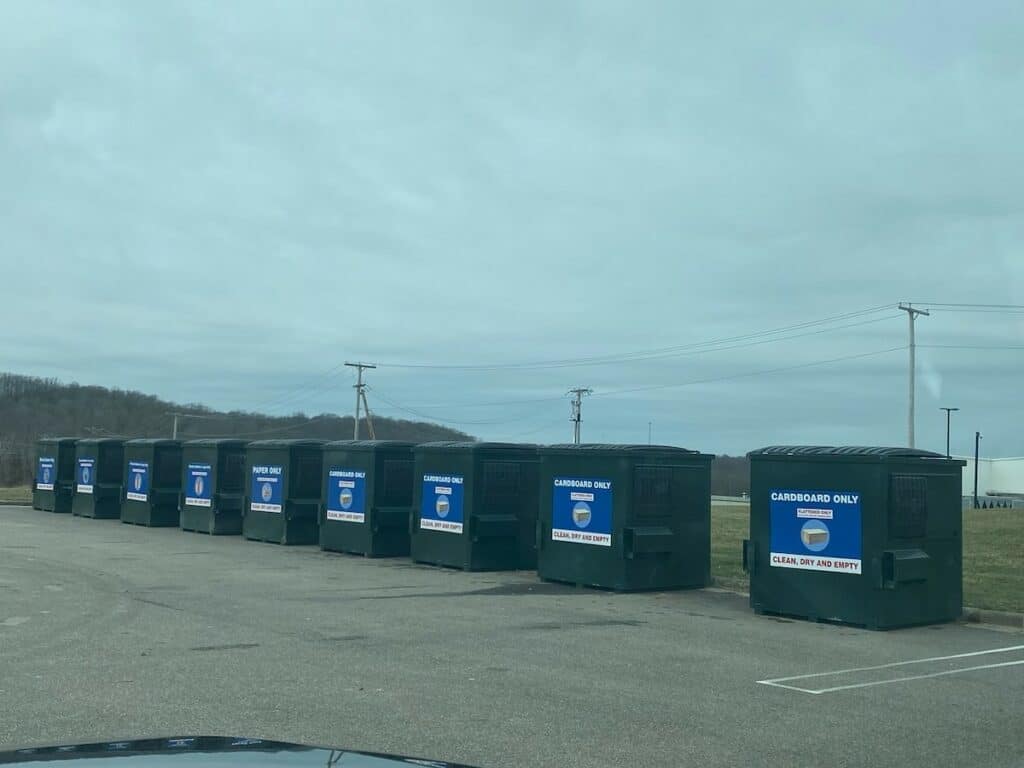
[1, 505, 1022, 768]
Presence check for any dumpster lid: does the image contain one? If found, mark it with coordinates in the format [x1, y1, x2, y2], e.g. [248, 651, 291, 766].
[543, 443, 702, 454]
[324, 440, 415, 450]
[124, 438, 181, 447]
[183, 438, 248, 448]
[76, 438, 124, 447]
[245, 439, 325, 448]
[748, 445, 947, 459]
[39, 436, 78, 444]
[414, 441, 536, 452]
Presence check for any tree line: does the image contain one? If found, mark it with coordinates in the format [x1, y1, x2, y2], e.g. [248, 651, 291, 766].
[0, 372, 469, 486]
[1, 372, 751, 495]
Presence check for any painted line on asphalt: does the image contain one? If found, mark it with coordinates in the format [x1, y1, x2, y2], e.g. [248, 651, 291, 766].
[758, 643, 1024, 694]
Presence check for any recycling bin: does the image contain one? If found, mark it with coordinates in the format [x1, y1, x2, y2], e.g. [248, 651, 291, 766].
[320, 440, 415, 557]
[410, 442, 539, 571]
[537, 444, 713, 590]
[743, 445, 966, 629]
[33, 437, 77, 513]
[72, 438, 125, 518]
[243, 439, 324, 545]
[180, 439, 248, 535]
[120, 439, 183, 526]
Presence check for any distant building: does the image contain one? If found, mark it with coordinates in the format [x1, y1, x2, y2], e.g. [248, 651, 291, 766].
[954, 456, 1024, 498]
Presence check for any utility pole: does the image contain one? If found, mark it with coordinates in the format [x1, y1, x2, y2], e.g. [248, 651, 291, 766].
[568, 388, 592, 445]
[345, 362, 376, 440]
[898, 302, 930, 448]
[973, 431, 982, 509]
[166, 411, 223, 440]
[940, 407, 959, 458]
[648, 421, 652, 446]
[166, 412, 188, 439]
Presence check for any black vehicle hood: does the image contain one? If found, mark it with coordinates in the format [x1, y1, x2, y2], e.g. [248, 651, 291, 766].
[0, 736, 478, 768]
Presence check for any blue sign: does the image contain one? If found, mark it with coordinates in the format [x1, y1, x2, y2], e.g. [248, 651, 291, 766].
[325, 468, 367, 523]
[185, 463, 213, 507]
[76, 458, 95, 494]
[36, 457, 55, 491]
[250, 464, 283, 513]
[126, 461, 150, 502]
[552, 477, 613, 546]
[769, 489, 862, 574]
[420, 473, 464, 534]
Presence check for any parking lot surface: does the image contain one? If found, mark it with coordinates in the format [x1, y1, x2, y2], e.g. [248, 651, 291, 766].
[2, 505, 1022, 767]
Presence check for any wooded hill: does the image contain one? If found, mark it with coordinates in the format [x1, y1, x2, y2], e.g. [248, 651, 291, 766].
[0, 372, 470, 486]
[0, 372, 752, 495]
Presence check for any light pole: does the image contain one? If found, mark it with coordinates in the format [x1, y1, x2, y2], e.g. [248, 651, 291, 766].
[973, 431, 982, 509]
[940, 407, 959, 458]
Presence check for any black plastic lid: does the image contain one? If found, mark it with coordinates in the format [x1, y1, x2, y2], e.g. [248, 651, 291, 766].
[749, 445, 946, 459]
[245, 439, 326, 448]
[183, 438, 248, 448]
[324, 440, 415, 450]
[543, 443, 701, 454]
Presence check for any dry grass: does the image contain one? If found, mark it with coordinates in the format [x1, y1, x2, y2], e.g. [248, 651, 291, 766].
[0, 485, 32, 504]
[711, 502, 1024, 613]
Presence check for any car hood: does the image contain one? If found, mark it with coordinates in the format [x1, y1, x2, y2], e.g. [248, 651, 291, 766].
[0, 736, 479, 768]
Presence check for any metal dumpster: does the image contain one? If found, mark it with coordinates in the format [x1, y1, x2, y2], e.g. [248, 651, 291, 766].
[410, 442, 539, 571]
[320, 440, 415, 557]
[72, 438, 125, 519]
[33, 437, 77, 513]
[243, 439, 324, 545]
[179, 439, 248, 535]
[537, 444, 713, 590]
[120, 439, 183, 526]
[744, 445, 966, 629]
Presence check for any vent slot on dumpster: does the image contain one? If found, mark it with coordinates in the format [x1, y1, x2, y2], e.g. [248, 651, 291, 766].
[220, 452, 245, 493]
[58, 449, 75, 483]
[379, 459, 413, 507]
[634, 465, 697, 522]
[98, 451, 123, 483]
[154, 450, 180, 486]
[481, 461, 521, 514]
[292, 454, 321, 498]
[889, 474, 928, 540]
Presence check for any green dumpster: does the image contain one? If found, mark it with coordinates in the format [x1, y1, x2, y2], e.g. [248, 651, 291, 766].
[120, 439, 183, 527]
[410, 442, 539, 571]
[72, 438, 125, 519]
[180, 439, 248, 535]
[537, 444, 713, 591]
[243, 439, 324, 545]
[33, 437, 77, 513]
[743, 445, 966, 629]
[320, 440, 415, 557]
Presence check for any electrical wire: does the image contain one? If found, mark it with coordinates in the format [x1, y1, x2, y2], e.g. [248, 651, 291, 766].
[365, 313, 902, 411]
[373, 304, 897, 371]
[243, 361, 349, 414]
[592, 345, 909, 399]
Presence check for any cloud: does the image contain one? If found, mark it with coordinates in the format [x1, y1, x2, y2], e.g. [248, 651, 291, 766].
[0, 0, 1020, 455]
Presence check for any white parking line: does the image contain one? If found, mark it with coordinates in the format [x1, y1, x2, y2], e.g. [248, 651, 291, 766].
[758, 644, 1024, 694]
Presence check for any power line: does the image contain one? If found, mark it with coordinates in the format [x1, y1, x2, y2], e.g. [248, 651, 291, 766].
[591, 345, 908, 399]
[370, 388, 532, 427]
[375, 313, 902, 411]
[244, 361, 348, 415]
[919, 344, 1024, 350]
[185, 414, 338, 439]
[374, 304, 897, 371]
[913, 302, 1024, 309]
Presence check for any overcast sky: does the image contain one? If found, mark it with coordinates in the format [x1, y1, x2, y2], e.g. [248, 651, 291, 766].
[2, 1, 1022, 456]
